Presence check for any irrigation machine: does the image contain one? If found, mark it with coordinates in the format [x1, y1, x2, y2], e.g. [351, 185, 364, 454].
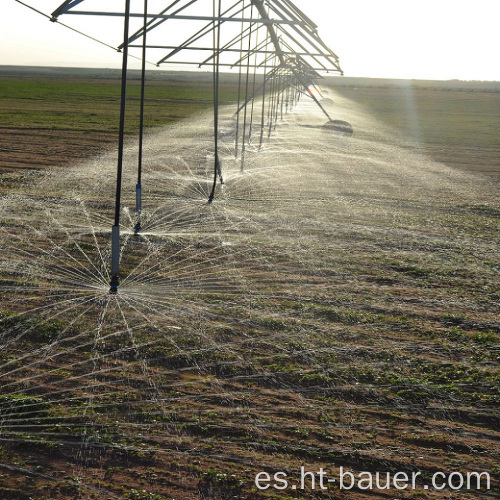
[24, 0, 347, 293]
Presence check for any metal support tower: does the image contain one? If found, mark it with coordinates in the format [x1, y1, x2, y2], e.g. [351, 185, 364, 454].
[50, 0, 345, 294]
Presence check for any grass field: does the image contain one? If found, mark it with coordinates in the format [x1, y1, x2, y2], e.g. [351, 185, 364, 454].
[327, 76, 500, 182]
[2, 67, 499, 182]
[0, 66, 239, 172]
[0, 67, 499, 499]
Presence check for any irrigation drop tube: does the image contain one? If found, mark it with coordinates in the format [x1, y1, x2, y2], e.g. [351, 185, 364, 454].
[47, 0, 346, 294]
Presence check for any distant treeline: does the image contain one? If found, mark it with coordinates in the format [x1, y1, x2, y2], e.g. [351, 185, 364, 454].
[324, 75, 500, 92]
[1, 65, 499, 92]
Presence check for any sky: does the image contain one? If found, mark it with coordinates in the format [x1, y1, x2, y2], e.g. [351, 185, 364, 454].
[1, 0, 499, 81]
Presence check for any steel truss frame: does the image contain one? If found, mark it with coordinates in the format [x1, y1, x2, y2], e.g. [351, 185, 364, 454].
[50, 0, 344, 293]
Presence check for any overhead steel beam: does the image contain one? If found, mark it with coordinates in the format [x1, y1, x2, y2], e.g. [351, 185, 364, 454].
[250, 0, 286, 66]
[155, 0, 245, 64]
[198, 23, 269, 68]
[266, 1, 342, 73]
[62, 11, 306, 26]
[280, 0, 317, 30]
[154, 60, 334, 71]
[51, 0, 85, 19]
[124, 0, 185, 46]
[119, 0, 198, 49]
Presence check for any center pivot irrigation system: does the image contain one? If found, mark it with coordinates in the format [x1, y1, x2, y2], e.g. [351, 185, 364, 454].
[48, 0, 347, 294]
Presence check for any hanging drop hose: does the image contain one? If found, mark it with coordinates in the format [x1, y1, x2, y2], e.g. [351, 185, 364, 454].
[279, 70, 286, 120]
[275, 69, 283, 127]
[110, 0, 131, 294]
[240, 3, 254, 172]
[208, 0, 223, 204]
[267, 53, 278, 138]
[234, 0, 245, 159]
[248, 18, 260, 143]
[259, 35, 270, 150]
[135, 0, 148, 234]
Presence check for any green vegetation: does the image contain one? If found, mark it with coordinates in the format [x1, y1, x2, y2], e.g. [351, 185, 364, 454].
[0, 68, 239, 170]
[0, 67, 498, 499]
[0, 77, 236, 132]
[0, 393, 49, 416]
[329, 77, 500, 180]
[1, 310, 66, 344]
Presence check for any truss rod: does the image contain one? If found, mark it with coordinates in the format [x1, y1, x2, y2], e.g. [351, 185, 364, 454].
[129, 44, 330, 60]
[197, 21, 266, 67]
[155, 0, 243, 64]
[279, 0, 317, 30]
[15, 1, 157, 66]
[263, 0, 341, 72]
[15, 1, 116, 53]
[228, 33, 269, 68]
[276, 26, 330, 71]
[273, 4, 342, 71]
[51, 0, 85, 18]
[156, 61, 337, 71]
[121, 0, 192, 47]
[62, 11, 305, 25]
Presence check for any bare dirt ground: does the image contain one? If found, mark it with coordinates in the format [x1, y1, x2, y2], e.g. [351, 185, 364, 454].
[0, 66, 230, 175]
[0, 127, 115, 170]
[328, 77, 500, 183]
[0, 69, 499, 499]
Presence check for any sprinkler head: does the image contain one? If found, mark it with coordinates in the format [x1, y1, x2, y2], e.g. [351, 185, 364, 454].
[109, 275, 119, 294]
[134, 223, 142, 234]
[322, 120, 353, 136]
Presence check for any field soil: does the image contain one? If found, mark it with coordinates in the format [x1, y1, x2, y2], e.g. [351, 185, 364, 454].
[327, 76, 500, 183]
[0, 67, 499, 500]
[0, 66, 237, 173]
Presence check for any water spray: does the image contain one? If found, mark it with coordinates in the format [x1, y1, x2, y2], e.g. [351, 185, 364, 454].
[322, 119, 354, 135]
[135, 0, 148, 234]
[48, 0, 346, 286]
[208, 0, 223, 203]
[135, 183, 142, 233]
[109, 0, 132, 294]
[109, 224, 120, 294]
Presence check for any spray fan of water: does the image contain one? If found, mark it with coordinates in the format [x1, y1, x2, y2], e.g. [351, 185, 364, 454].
[1, 90, 499, 498]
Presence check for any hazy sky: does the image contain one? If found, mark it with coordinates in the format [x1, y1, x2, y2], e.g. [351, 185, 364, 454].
[1, 0, 499, 81]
